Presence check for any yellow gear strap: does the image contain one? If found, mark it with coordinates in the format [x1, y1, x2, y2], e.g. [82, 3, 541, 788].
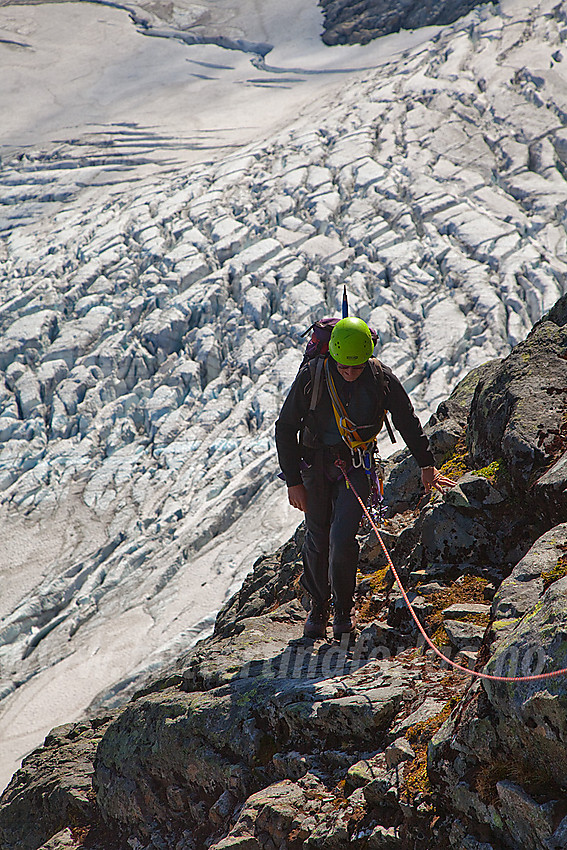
[324, 358, 375, 453]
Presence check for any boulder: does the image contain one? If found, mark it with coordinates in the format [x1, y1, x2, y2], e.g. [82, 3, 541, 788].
[468, 304, 567, 490]
[209, 777, 333, 850]
[443, 619, 485, 652]
[430, 527, 567, 850]
[534, 450, 567, 522]
[383, 359, 499, 514]
[491, 522, 567, 642]
[0, 717, 112, 850]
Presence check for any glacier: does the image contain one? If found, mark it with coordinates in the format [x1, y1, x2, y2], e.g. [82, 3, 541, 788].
[1, 0, 567, 791]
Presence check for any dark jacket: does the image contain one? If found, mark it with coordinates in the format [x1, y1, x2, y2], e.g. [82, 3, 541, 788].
[275, 357, 434, 486]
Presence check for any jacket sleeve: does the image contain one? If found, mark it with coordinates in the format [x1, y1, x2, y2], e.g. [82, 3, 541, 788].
[275, 368, 310, 487]
[382, 365, 435, 468]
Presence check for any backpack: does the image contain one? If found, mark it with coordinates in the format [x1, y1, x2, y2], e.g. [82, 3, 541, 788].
[299, 319, 396, 446]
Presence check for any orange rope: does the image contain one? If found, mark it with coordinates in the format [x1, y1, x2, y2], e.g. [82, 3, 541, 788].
[336, 459, 567, 683]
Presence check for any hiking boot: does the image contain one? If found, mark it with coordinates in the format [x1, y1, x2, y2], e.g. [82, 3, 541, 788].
[304, 603, 329, 639]
[333, 608, 356, 640]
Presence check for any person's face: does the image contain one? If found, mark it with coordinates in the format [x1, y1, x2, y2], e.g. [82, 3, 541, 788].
[336, 363, 366, 382]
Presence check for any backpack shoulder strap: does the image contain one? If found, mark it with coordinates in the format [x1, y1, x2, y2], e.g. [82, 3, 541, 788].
[368, 358, 396, 445]
[368, 357, 385, 392]
[309, 356, 325, 411]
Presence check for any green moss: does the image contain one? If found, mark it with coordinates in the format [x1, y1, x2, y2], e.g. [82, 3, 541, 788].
[492, 618, 519, 630]
[423, 575, 490, 632]
[440, 437, 469, 478]
[520, 598, 544, 623]
[475, 458, 509, 485]
[403, 697, 460, 801]
[449, 611, 490, 627]
[235, 685, 260, 706]
[541, 555, 567, 591]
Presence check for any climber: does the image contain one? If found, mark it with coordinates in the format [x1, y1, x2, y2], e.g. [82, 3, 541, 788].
[275, 317, 454, 641]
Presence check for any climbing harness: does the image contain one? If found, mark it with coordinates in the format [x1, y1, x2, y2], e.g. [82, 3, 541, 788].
[324, 357, 388, 524]
[335, 458, 567, 683]
[324, 357, 378, 455]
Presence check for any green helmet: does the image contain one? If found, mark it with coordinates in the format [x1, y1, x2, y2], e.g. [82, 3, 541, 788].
[329, 317, 374, 365]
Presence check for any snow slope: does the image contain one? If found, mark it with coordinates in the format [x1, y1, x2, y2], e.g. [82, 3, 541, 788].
[1, 0, 567, 791]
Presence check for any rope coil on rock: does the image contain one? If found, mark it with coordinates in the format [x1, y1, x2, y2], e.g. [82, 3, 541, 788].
[336, 459, 567, 684]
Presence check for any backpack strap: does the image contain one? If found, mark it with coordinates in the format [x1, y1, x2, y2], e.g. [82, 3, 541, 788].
[306, 355, 397, 445]
[368, 358, 396, 445]
[309, 357, 325, 412]
[383, 411, 396, 444]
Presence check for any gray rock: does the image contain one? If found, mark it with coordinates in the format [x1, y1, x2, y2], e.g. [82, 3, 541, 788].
[468, 316, 567, 490]
[497, 781, 555, 850]
[547, 815, 567, 850]
[346, 758, 377, 790]
[37, 828, 77, 850]
[385, 737, 415, 769]
[390, 698, 447, 740]
[0, 717, 112, 850]
[209, 776, 336, 850]
[491, 522, 567, 636]
[387, 592, 431, 630]
[443, 603, 491, 619]
[362, 766, 399, 806]
[455, 650, 478, 670]
[458, 473, 505, 506]
[210, 834, 261, 849]
[94, 685, 265, 828]
[365, 824, 403, 849]
[535, 451, 567, 522]
[460, 835, 496, 850]
[484, 576, 567, 792]
[319, 0, 486, 45]
[443, 619, 486, 651]
[420, 503, 482, 564]
[209, 790, 238, 827]
[442, 484, 472, 509]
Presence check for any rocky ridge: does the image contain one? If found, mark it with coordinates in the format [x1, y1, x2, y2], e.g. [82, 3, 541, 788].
[319, 0, 488, 46]
[1, 293, 566, 850]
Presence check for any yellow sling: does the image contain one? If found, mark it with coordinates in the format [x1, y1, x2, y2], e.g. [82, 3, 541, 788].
[323, 358, 376, 454]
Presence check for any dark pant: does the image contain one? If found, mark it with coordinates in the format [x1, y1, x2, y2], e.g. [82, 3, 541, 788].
[300, 452, 370, 614]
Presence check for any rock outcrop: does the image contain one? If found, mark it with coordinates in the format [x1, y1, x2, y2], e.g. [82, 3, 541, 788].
[319, 0, 489, 45]
[1, 294, 566, 850]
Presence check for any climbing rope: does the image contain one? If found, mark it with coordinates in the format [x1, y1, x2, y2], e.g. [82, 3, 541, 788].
[335, 459, 567, 683]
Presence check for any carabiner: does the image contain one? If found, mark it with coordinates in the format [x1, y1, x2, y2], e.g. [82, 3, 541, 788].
[351, 447, 363, 468]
